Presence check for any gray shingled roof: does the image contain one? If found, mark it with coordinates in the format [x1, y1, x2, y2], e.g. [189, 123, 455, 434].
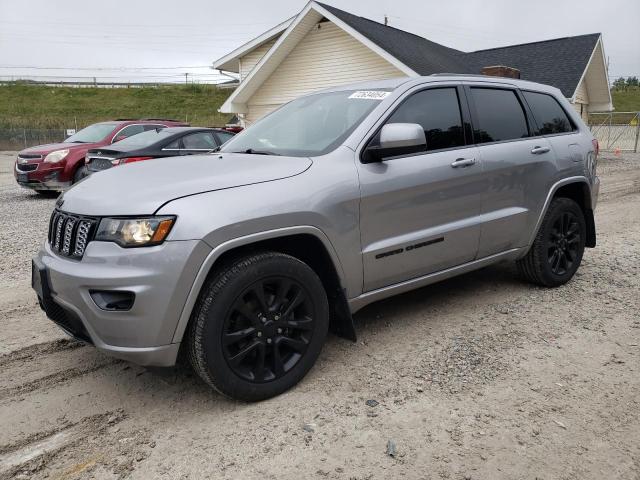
[318, 2, 600, 98]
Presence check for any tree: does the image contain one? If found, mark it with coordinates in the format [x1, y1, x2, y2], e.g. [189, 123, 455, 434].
[613, 77, 627, 90]
[627, 76, 639, 88]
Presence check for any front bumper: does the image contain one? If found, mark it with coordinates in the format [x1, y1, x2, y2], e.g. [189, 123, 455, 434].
[15, 162, 71, 191]
[33, 239, 211, 366]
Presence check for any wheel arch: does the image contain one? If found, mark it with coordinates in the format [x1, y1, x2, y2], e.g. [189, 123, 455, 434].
[172, 226, 356, 345]
[530, 177, 596, 249]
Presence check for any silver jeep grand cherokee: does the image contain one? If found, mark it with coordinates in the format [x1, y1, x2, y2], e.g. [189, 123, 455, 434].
[33, 76, 600, 401]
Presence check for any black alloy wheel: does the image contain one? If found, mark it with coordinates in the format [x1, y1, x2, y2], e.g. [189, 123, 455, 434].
[223, 277, 314, 383]
[188, 252, 329, 401]
[517, 197, 586, 287]
[546, 211, 581, 276]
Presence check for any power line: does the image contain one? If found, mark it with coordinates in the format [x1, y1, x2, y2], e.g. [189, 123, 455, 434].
[0, 65, 216, 70]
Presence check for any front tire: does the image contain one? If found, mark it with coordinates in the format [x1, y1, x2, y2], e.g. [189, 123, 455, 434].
[517, 197, 586, 287]
[73, 166, 88, 184]
[188, 252, 329, 401]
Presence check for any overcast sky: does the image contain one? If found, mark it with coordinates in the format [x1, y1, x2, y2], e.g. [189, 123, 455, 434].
[0, 0, 638, 84]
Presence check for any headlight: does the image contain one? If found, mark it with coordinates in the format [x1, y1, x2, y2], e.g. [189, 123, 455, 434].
[95, 216, 175, 247]
[44, 149, 70, 163]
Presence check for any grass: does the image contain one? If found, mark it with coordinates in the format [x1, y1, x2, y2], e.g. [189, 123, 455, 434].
[611, 87, 640, 112]
[0, 83, 234, 129]
[1, 82, 638, 130]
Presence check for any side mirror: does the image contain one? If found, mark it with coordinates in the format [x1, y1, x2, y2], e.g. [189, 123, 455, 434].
[112, 135, 127, 143]
[362, 123, 426, 163]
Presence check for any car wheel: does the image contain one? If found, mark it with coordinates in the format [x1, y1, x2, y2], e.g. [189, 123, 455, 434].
[35, 190, 59, 198]
[517, 197, 586, 287]
[188, 252, 329, 401]
[73, 166, 88, 184]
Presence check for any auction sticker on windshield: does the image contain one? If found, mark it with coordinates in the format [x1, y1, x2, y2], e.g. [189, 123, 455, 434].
[348, 91, 391, 100]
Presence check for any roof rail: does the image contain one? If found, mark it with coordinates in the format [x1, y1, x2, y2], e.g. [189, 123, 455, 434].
[430, 73, 490, 77]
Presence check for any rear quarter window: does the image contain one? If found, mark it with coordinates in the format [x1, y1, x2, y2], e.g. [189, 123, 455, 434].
[523, 91, 575, 135]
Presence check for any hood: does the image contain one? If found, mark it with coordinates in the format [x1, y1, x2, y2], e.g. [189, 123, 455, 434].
[60, 153, 312, 216]
[20, 142, 100, 156]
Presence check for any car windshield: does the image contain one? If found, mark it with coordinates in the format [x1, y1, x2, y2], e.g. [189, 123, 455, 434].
[220, 89, 390, 157]
[112, 129, 175, 148]
[65, 123, 118, 143]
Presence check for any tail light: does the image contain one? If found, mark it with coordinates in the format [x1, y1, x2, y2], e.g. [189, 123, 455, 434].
[112, 156, 154, 166]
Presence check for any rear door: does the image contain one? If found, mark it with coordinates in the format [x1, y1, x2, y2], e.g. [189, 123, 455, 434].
[357, 85, 484, 292]
[465, 85, 557, 257]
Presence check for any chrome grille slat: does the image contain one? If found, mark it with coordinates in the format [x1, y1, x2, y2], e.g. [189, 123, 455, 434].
[48, 210, 98, 259]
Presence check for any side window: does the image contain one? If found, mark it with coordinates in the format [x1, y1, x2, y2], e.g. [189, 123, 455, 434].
[113, 124, 145, 142]
[385, 87, 465, 151]
[523, 91, 575, 135]
[182, 132, 217, 150]
[470, 88, 529, 143]
[164, 139, 181, 149]
[143, 124, 166, 132]
[215, 131, 235, 144]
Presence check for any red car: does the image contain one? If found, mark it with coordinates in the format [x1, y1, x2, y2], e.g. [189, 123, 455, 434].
[14, 119, 188, 194]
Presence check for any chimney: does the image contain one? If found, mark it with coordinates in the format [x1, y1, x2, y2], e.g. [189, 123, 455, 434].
[481, 65, 521, 79]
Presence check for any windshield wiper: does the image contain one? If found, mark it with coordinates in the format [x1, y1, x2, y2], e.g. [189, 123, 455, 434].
[231, 148, 281, 156]
[69, 140, 87, 143]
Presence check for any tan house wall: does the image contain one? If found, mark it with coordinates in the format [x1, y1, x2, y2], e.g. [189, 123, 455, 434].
[239, 38, 278, 82]
[240, 21, 406, 124]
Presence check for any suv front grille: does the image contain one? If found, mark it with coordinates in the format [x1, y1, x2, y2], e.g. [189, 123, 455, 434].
[16, 163, 38, 172]
[48, 210, 99, 259]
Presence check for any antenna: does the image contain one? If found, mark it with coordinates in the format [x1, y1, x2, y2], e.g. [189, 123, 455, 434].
[384, 15, 388, 26]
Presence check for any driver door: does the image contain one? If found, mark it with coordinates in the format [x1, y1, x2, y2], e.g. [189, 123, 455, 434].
[357, 85, 485, 291]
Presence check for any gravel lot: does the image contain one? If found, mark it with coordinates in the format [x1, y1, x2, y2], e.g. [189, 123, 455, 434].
[0, 150, 639, 479]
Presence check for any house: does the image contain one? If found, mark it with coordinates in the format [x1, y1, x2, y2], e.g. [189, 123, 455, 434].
[213, 1, 612, 126]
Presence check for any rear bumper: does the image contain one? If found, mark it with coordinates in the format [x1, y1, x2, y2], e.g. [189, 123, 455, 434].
[33, 239, 211, 366]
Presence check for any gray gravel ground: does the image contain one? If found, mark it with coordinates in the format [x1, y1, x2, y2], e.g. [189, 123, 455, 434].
[0, 151, 639, 479]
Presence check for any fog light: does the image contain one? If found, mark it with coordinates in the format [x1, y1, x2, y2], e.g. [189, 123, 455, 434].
[90, 290, 135, 311]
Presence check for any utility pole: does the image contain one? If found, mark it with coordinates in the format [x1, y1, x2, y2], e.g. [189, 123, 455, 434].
[184, 72, 188, 85]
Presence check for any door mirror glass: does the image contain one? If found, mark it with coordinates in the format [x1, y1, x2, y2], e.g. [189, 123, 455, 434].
[363, 123, 426, 163]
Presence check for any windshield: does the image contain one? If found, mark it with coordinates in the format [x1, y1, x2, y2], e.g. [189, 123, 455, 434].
[220, 89, 390, 157]
[113, 128, 174, 148]
[65, 123, 118, 143]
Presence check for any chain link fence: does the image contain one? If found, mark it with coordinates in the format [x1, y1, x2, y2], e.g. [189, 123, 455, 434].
[0, 128, 68, 150]
[589, 112, 640, 153]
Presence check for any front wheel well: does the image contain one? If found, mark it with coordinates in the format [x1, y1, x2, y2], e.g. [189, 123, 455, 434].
[552, 182, 596, 247]
[200, 233, 356, 341]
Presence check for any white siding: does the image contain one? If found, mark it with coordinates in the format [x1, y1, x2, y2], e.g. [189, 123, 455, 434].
[239, 38, 277, 81]
[244, 21, 406, 124]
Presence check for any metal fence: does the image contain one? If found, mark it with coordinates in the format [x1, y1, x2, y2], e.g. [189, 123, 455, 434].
[589, 112, 640, 153]
[0, 128, 67, 150]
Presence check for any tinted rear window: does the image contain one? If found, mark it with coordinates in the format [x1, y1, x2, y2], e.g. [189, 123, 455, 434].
[471, 88, 529, 143]
[387, 87, 464, 151]
[523, 91, 574, 135]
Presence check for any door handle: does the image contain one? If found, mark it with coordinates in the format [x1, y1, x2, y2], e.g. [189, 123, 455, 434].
[450, 158, 476, 168]
[531, 146, 550, 155]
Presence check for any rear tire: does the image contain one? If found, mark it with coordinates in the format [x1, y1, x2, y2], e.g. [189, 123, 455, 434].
[187, 252, 329, 401]
[517, 197, 586, 287]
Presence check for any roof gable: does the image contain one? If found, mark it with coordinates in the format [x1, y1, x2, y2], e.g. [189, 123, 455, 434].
[316, 3, 468, 75]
